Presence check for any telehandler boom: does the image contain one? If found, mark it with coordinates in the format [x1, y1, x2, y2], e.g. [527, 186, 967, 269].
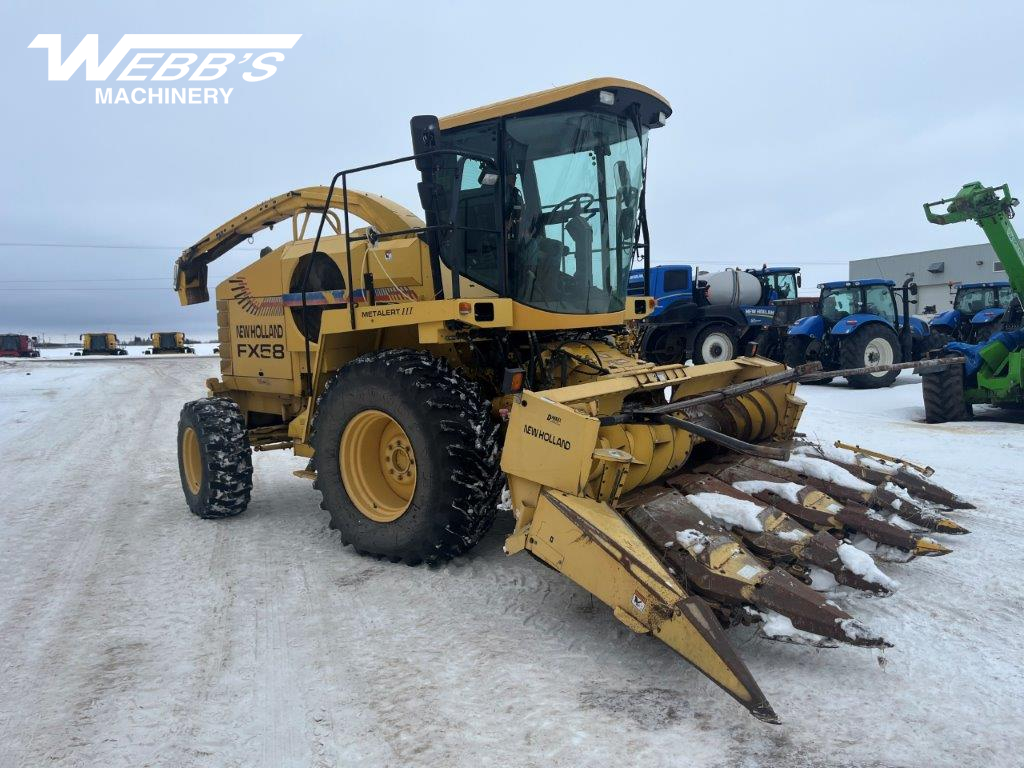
[174, 79, 968, 722]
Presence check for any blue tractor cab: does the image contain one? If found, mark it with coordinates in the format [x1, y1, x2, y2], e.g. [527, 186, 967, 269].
[750, 266, 803, 302]
[785, 278, 934, 388]
[928, 281, 1014, 344]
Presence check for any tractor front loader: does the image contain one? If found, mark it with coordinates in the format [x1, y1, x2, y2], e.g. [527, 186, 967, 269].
[173, 80, 968, 722]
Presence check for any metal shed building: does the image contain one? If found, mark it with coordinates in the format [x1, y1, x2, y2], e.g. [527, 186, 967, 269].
[849, 242, 1008, 317]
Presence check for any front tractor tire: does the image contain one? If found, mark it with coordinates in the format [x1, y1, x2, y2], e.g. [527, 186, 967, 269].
[841, 326, 901, 389]
[693, 323, 737, 364]
[177, 397, 253, 519]
[311, 349, 501, 566]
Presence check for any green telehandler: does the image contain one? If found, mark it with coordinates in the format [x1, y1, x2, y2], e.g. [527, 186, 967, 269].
[919, 182, 1024, 422]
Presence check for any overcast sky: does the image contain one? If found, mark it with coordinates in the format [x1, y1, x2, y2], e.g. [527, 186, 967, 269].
[3, 1, 1023, 339]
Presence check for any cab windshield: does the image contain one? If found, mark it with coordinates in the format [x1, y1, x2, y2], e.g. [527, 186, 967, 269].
[821, 285, 896, 324]
[955, 287, 996, 314]
[435, 110, 647, 314]
[505, 111, 646, 313]
[764, 273, 797, 301]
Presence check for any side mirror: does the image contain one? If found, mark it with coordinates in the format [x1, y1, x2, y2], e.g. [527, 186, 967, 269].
[796, 273, 802, 288]
[477, 160, 499, 186]
[910, 283, 919, 296]
[409, 115, 440, 172]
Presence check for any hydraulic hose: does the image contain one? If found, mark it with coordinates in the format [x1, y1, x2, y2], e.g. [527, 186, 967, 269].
[653, 413, 791, 460]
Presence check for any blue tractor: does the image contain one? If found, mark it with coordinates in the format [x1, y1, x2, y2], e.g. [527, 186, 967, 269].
[784, 277, 936, 388]
[630, 265, 807, 364]
[928, 281, 1015, 346]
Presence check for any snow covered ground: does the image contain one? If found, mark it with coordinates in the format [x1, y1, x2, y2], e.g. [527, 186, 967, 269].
[0, 359, 1021, 768]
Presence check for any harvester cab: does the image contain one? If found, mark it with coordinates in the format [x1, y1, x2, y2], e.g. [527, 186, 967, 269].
[145, 332, 194, 355]
[73, 332, 126, 356]
[172, 79, 970, 722]
[784, 278, 934, 387]
[920, 181, 1024, 421]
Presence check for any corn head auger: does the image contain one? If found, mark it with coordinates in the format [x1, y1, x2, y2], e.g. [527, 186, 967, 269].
[171, 79, 971, 723]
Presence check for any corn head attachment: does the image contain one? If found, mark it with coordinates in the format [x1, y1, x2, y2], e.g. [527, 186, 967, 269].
[501, 348, 969, 722]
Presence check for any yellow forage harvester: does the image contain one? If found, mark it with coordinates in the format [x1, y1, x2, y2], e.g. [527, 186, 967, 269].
[172, 79, 970, 722]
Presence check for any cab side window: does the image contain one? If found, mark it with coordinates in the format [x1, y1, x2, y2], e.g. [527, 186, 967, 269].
[863, 285, 896, 323]
[663, 269, 690, 293]
[435, 122, 501, 290]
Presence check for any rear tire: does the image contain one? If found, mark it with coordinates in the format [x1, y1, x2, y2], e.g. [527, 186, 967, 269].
[177, 397, 253, 518]
[842, 326, 901, 389]
[921, 364, 973, 423]
[311, 349, 501, 566]
[693, 324, 737, 364]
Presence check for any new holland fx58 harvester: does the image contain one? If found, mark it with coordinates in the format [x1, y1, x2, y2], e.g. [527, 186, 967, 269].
[173, 79, 969, 722]
[144, 331, 194, 354]
[73, 332, 127, 356]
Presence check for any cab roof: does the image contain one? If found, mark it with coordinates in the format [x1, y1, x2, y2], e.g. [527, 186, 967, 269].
[820, 279, 894, 289]
[439, 77, 671, 130]
[749, 267, 800, 275]
[631, 265, 690, 273]
[958, 281, 1010, 289]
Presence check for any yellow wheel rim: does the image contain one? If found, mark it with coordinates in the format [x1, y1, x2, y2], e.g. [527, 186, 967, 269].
[340, 409, 417, 523]
[182, 426, 203, 495]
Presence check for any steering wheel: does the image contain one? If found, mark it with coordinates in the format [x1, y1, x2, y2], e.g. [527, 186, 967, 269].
[543, 192, 597, 225]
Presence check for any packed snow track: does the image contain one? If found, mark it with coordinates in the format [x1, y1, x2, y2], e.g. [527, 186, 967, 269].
[0, 358, 1021, 767]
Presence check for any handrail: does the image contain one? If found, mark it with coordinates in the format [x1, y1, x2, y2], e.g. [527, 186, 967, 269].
[300, 148, 500, 396]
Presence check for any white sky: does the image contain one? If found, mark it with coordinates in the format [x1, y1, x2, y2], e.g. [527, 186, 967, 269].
[3, 0, 1023, 339]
